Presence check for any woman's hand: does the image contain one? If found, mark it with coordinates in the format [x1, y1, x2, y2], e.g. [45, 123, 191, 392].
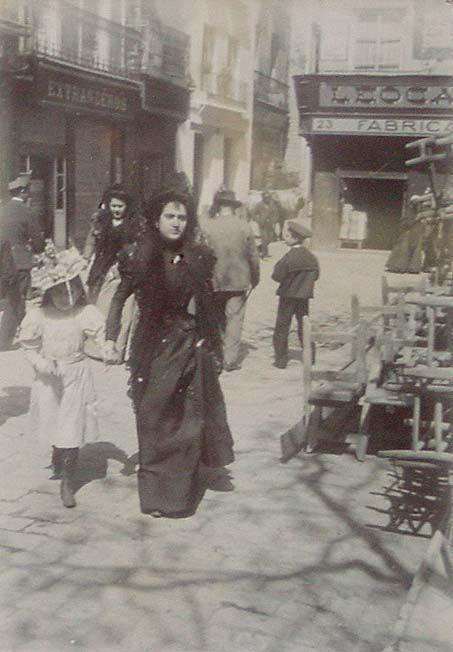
[34, 357, 57, 376]
[213, 355, 223, 375]
[103, 340, 120, 364]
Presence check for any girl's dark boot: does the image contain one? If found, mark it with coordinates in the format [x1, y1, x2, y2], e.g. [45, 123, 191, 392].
[49, 446, 63, 480]
[60, 447, 79, 508]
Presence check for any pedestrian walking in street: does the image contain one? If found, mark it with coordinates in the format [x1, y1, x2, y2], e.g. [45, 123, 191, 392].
[252, 191, 278, 257]
[201, 189, 260, 372]
[270, 192, 287, 240]
[272, 221, 319, 369]
[0, 172, 44, 350]
[104, 188, 234, 518]
[19, 247, 105, 508]
[83, 184, 141, 363]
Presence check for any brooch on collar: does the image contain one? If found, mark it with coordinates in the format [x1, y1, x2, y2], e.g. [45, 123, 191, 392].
[171, 254, 184, 265]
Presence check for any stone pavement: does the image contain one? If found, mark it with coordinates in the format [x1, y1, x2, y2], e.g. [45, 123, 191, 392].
[0, 244, 430, 652]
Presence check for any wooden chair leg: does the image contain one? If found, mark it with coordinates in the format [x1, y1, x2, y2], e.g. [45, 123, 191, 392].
[412, 395, 421, 451]
[434, 401, 443, 453]
[356, 402, 372, 462]
[305, 406, 321, 453]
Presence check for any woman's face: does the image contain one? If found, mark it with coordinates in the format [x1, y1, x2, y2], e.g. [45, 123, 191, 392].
[158, 201, 188, 241]
[109, 198, 127, 220]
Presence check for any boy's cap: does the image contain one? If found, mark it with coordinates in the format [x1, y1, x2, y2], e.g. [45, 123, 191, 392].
[287, 220, 312, 239]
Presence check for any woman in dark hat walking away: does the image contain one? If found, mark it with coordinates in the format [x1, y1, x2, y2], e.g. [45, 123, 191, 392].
[104, 188, 234, 517]
[84, 184, 141, 363]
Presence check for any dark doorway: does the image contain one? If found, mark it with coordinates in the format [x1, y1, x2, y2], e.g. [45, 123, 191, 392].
[343, 177, 405, 250]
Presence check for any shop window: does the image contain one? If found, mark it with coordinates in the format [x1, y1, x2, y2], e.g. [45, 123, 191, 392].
[111, 128, 124, 184]
[352, 9, 403, 71]
[55, 155, 65, 211]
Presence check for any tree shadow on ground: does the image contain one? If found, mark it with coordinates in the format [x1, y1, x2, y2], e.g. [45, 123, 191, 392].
[0, 386, 30, 426]
[3, 452, 424, 652]
[366, 462, 449, 539]
[74, 442, 132, 493]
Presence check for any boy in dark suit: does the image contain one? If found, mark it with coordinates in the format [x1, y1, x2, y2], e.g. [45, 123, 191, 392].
[271, 221, 319, 368]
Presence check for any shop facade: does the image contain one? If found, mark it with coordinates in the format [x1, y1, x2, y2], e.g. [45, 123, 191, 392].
[293, 74, 453, 249]
[10, 56, 141, 249]
[8, 57, 190, 250]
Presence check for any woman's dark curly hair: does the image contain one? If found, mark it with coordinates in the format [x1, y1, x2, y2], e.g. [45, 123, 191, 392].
[145, 190, 197, 241]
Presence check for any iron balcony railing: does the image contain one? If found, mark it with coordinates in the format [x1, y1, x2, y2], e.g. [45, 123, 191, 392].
[201, 69, 248, 107]
[20, 0, 143, 79]
[145, 22, 189, 83]
[254, 70, 289, 110]
[0, 1, 27, 34]
[0, 1, 22, 24]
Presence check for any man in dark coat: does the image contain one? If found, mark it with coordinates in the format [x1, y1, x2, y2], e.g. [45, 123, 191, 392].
[0, 173, 44, 350]
[253, 191, 277, 257]
[202, 189, 260, 371]
[271, 220, 319, 368]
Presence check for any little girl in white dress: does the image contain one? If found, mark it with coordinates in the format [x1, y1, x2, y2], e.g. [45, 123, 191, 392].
[19, 247, 105, 508]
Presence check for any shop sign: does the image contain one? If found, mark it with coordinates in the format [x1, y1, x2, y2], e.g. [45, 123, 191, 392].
[311, 116, 453, 136]
[37, 66, 139, 116]
[319, 82, 453, 110]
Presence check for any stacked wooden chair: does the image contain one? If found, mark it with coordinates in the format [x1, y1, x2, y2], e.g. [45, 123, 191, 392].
[301, 316, 368, 453]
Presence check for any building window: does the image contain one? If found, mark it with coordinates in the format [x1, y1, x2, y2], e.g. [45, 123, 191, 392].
[353, 9, 403, 71]
[223, 137, 233, 189]
[201, 24, 214, 75]
[111, 128, 124, 184]
[55, 154, 66, 211]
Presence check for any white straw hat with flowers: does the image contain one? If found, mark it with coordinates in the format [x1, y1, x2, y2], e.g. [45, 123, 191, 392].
[32, 241, 87, 293]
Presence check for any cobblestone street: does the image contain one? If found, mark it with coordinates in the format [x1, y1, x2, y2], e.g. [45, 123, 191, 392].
[0, 244, 428, 652]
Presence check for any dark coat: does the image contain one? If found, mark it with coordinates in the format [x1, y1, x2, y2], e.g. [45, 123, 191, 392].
[105, 232, 233, 515]
[85, 208, 141, 300]
[272, 245, 320, 299]
[0, 198, 44, 270]
[106, 233, 223, 363]
[0, 241, 15, 297]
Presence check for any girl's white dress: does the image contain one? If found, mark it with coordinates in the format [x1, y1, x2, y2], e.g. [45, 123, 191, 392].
[19, 304, 105, 449]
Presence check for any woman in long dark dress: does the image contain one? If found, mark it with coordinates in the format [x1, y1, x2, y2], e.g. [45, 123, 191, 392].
[104, 189, 234, 517]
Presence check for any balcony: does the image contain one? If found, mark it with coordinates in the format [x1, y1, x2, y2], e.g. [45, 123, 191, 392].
[145, 23, 189, 84]
[0, 2, 27, 36]
[20, 0, 143, 79]
[201, 69, 248, 108]
[254, 71, 289, 111]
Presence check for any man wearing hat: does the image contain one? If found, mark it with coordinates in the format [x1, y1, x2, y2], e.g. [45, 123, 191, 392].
[202, 188, 260, 371]
[0, 172, 44, 350]
[271, 220, 319, 369]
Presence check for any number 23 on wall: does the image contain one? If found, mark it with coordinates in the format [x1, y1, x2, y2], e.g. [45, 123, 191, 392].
[313, 118, 333, 130]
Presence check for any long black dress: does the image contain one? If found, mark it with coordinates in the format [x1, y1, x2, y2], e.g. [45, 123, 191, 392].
[106, 235, 234, 516]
